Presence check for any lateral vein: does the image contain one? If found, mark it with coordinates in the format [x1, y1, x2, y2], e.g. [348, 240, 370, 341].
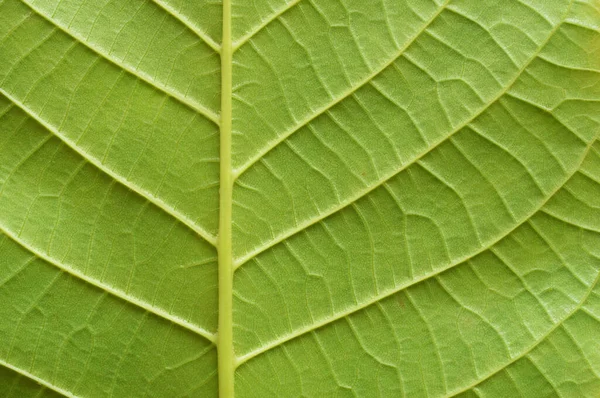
[232, 0, 451, 178]
[17, 0, 220, 124]
[233, 135, 594, 366]
[232, 7, 571, 269]
[0, 358, 77, 398]
[0, 87, 218, 247]
[446, 268, 600, 397]
[0, 226, 217, 343]
[231, 0, 304, 52]
[150, 0, 222, 53]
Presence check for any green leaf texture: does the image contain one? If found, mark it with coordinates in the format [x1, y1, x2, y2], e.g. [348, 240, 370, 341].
[1, 0, 600, 396]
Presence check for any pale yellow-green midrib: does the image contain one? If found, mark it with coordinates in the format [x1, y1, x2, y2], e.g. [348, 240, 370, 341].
[217, 0, 234, 396]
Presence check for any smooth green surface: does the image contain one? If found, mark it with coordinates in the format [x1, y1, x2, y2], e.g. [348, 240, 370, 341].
[0, 0, 599, 396]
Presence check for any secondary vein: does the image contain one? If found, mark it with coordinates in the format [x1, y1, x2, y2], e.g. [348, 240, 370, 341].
[231, 0, 450, 178]
[18, 0, 220, 124]
[231, 0, 304, 52]
[150, 0, 222, 53]
[0, 88, 218, 247]
[446, 268, 600, 397]
[0, 358, 77, 398]
[231, 5, 572, 269]
[233, 135, 594, 367]
[0, 227, 217, 342]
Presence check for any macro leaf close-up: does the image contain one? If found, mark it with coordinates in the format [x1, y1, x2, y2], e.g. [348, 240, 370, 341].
[1, 0, 600, 396]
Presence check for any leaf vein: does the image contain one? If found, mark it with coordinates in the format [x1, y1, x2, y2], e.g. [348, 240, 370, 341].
[0, 87, 217, 246]
[0, 358, 76, 398]
[233, 135, 594, 366]
[446, 268, 600, 397]
[149, 0, 221, 52]
[17, 0, 220, 124]
[233, 9, 572, 268]
[231, 0, 304, 51]
[0, 227, 217, 343]
[232, 0, 451, 177]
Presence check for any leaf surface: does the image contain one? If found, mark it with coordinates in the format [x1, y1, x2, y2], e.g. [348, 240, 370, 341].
[0, 0, 600, 396]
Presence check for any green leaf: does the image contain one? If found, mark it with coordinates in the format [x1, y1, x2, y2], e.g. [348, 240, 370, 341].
[1, 0, 599, 397]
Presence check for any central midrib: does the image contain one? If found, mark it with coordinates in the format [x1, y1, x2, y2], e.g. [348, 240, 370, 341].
[217, 0, 234, 396]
